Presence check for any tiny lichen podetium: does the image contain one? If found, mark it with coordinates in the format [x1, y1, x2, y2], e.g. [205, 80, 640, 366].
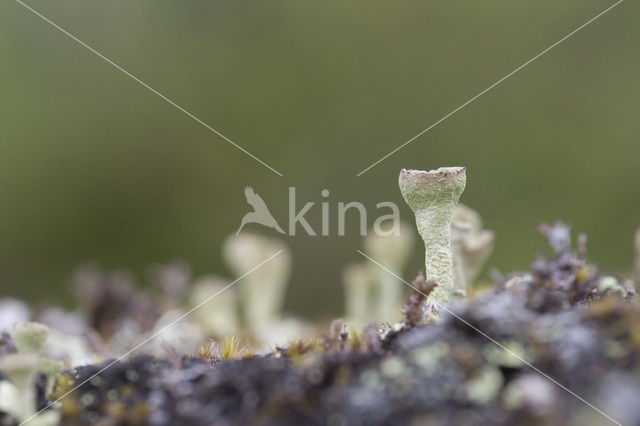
[451, 204, 494, 295]
[399, 167, 466, 305]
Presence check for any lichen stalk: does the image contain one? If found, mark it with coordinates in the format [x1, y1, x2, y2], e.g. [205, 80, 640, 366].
[399, 167, 466, 304]
[364, 221, 415, 322]
[342, 263, 372, 326]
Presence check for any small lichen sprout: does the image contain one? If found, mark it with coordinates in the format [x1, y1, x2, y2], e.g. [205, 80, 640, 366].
[450, 220, 472, 297]
[342, 263, 373, 327]
[189, 275, 240, 337]
[399, 167, 466, 305]
[364, 221, 415, 322]
[451, 204, 494, 295]
[11, 321, 49, 354]
[223, 233, 291, 330]
[0, 322, 62, 426]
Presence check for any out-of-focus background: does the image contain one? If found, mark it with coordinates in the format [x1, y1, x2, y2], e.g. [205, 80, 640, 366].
[0, 0, 638, 317]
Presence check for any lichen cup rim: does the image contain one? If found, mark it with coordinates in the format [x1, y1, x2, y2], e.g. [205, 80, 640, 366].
[399, 167, 466, 182]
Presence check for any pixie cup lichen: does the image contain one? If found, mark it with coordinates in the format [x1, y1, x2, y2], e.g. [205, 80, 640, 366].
[451, 204, 494, 295]
[223, 233, 291, 329]
[11, 321, 49, 354]
[189, 275, 240, 337]
[1, 322, 63, 426]
[342, 262, 373, 326]
[451, 220, 472, 297]
[399, 167, 466, 305]
[364, 221, 415, 322]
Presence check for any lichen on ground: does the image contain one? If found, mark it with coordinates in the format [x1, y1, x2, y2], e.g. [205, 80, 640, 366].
[2, 223, 632, 425]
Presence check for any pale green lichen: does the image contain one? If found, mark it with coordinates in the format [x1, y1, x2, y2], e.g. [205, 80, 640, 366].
[342, 262, 373, 326]
[464, 366, 503, 405]
[11, 321, 49, 354]
[0, 354, 44, 423]
[399, 167, 466, 305]
[0, 323, 62, 426]
[451, 204, 494, 295]
[451, 220, 472, 297]
[364, 221, 415, 322]
[380, 356, 409, 380]
[223, 233, 291, 327]
[223, 233, 312, 349]
[598, 276, 626, 297]
[410, 342, 449, 373]
[483, 341, 529, 368]
[502, 374, 556, 413]
[189, 275, 240, 337]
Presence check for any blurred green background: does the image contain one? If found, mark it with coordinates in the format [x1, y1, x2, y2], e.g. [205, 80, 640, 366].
[1, 0, 638, 318]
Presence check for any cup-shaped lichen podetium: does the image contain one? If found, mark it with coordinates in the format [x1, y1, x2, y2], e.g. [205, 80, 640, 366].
[399, 167, 466, 305]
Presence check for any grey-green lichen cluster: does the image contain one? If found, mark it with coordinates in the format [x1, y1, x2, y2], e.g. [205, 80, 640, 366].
[222, 233, 313, 348]
[42, 224, 640, 425]
[1, 181, 640, 426]
[399, 167, 467, 305]
[343, 222, 416, 325]
[0, 322, 62, 426]
[451, 204, 494, 296]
